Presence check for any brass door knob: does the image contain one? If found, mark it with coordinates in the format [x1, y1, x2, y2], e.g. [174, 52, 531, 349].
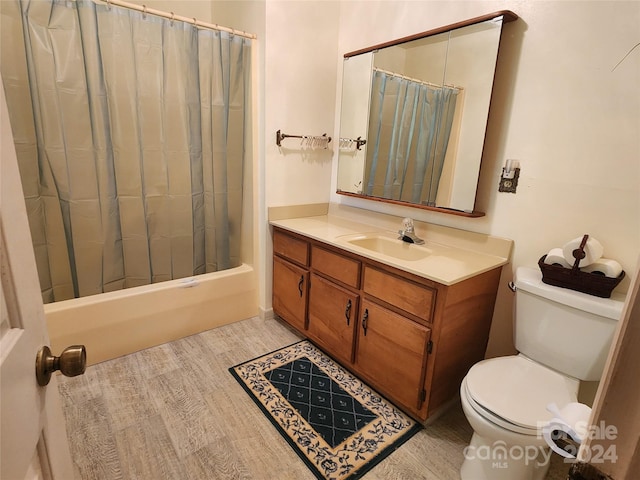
[35, 345, 86, 386]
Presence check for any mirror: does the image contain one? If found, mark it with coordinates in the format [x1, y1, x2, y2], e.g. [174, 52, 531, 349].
[337, 11, 518, 217]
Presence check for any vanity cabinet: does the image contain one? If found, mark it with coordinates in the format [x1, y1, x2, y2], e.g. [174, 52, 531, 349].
[272, 226, 502, 421]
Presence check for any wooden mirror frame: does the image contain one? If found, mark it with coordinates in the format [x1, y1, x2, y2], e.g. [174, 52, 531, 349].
[338, 10, 518, 218]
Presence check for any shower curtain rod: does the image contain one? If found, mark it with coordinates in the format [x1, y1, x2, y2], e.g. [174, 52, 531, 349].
[97, 0, 257, 39]
[373, 67, 460, 90]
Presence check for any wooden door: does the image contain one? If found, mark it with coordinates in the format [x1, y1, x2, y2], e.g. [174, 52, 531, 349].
[273, 256, 308, 332]
[0, 84, 74, 479]
[355, 299, 431, 413]
[308, 273, 358, 364]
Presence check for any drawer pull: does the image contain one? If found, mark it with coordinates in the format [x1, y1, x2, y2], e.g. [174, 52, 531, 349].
[345, 299, 352, 325]
[298, 275, 304, 297]
[362, 309, 368, 336]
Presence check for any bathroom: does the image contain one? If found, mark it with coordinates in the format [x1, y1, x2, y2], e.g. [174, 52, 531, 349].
[1, 0, 638, 479]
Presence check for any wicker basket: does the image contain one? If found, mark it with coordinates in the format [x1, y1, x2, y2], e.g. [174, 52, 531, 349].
[538, 255, 624, 298]
[538, 234, 625, 298]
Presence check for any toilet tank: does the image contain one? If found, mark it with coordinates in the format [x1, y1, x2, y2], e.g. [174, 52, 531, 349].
[514, 267, 625, 381]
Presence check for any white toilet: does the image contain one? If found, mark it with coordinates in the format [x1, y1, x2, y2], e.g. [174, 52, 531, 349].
[460, 267, 625, 480]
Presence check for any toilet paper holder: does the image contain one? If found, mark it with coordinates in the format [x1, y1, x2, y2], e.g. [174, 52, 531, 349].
[538, 234, 624, 298]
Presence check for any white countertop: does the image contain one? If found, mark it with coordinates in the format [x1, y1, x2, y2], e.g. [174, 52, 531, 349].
[270, 213, 513, 285]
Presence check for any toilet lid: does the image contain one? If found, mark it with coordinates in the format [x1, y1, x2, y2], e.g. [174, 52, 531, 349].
[465, 355, 578, 430]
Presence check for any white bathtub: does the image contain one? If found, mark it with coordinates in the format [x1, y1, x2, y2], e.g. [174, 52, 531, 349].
[44, 264, 258, 366]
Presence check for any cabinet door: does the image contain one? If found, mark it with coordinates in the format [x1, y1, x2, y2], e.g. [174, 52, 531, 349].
[273, 256, 308, 332]
[308, 273, 358, 365]
[355, 299, 431, 413]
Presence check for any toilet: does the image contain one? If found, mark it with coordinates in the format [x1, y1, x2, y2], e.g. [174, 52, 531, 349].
[460, 267, 625, 480]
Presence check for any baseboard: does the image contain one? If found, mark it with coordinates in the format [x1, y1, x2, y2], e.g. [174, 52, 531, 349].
[259, 306, 274, 321]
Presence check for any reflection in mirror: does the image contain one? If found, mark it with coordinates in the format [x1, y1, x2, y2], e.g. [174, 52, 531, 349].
[337, 11, 518, 216]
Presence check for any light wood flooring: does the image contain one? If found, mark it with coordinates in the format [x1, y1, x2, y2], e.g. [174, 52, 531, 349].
[58, 316, 571, 479]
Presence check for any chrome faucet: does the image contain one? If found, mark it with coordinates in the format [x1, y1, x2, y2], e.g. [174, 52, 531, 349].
[398, 218, 425, 245]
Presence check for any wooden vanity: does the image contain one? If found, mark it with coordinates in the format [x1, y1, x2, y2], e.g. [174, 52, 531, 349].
[271, 214, 511, 421]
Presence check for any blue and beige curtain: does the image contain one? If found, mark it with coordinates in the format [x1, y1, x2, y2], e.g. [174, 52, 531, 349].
[365, 70, 458, 205]
[1, 0, 251, 303]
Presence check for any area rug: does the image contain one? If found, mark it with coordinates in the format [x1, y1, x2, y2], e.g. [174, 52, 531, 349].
[229, 340, 421, 480]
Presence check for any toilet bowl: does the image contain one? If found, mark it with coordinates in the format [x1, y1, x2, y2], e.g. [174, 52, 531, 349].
[460, 355, 578, 480]
[460, 267, 625, 480]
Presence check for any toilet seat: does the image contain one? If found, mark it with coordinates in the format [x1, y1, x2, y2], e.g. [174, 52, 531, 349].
[464, 355, 579, 434]
[463, 379, 539, 435]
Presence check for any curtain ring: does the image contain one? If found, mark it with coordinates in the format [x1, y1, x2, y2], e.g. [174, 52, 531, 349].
[106, 0, 111, 10]
[193, 17, 197, 27]
[142, 5, 147, 18]
[170, 12, 175, 25]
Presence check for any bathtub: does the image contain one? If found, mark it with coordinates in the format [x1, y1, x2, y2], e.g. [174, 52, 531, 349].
[44, 264, 258, 366]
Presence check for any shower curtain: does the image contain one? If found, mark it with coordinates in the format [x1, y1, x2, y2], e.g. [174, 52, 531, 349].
[365, 70, 458, 205]
[1, 0, 251, 303]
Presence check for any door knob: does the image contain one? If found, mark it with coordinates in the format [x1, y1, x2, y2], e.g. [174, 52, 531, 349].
[35, 345, 86, 386]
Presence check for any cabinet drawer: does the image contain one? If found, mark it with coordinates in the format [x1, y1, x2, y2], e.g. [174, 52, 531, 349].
[311, 246, 361, 288]
[363, 266, 435, 322]
[273, 229, 309, 266]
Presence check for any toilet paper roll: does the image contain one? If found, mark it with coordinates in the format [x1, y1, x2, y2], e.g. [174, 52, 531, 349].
[543, 248, 572, 268]
[562, 236, 604, 267]
[581, 258, 623, 278]
[555, 402, 592, 435]
[543, 402, 592, 459]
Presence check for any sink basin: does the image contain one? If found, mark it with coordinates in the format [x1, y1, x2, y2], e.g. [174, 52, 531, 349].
[341, 233, 432, 261]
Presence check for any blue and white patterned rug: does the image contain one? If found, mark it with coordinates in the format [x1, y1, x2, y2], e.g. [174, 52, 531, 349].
[230, 340, 421, 480]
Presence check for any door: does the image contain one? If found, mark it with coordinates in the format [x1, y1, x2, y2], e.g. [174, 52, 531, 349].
[308, 273, 358, 365]
[273, 256, 309, 332]
[355, 299, 431, 415]
[0, 85, 74, 479]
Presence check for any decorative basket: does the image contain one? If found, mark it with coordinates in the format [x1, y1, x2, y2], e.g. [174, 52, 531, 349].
[538, 234, 624, 298]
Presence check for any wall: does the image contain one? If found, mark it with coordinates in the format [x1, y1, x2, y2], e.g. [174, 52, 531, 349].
[251, 0, 639, 357]
[264, 1, 339, 206]
[261, 1, 340, 317]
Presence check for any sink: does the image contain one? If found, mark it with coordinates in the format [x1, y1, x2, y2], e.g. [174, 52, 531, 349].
[340, 233, 432, 261]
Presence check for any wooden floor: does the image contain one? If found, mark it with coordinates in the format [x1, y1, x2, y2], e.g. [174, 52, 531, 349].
[58, 316, 570, 479]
